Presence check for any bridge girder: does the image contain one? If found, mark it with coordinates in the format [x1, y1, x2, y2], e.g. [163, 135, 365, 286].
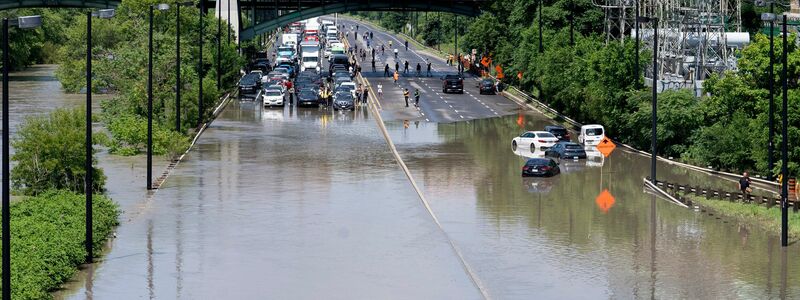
[238, 0, 482, 41]
[0, 0, 119, 10]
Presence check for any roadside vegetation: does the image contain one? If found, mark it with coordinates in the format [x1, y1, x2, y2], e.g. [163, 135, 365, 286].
[354, 2, 798, 179]
[0, 1, 247, 297]
[3, 107, 119, 299]
[682, 193, 800, 238]
[53, 0, 243, 155]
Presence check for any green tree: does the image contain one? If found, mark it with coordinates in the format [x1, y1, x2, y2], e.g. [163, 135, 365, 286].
[11, 107, 106, 196]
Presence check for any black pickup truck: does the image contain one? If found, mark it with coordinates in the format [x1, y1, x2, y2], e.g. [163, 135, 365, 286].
[442, 74, 464, 94]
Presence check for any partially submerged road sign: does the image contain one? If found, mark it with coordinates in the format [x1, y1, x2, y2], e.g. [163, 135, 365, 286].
[596, 136, 616, 157]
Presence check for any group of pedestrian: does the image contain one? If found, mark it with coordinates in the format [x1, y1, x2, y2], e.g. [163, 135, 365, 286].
[401, 88, 421, 107]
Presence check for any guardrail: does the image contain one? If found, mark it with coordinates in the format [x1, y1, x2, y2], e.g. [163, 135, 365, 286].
[650, 178, 799, 212]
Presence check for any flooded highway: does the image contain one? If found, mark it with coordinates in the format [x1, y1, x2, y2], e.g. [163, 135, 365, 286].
[61, 101, 482, 299]
[17, 22, 796, 299]
[387, 112, 800, 299]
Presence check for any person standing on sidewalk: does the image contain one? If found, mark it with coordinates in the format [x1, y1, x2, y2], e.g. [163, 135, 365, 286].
[414, 88, 420, 107]
[403, 88, 410, 107]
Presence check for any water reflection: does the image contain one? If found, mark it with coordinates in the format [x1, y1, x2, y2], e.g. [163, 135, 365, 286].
[388, 112, 800, 299]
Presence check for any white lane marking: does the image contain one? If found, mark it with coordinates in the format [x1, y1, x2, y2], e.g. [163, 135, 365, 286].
[460, 115, 464, 118]
[426, 118, 430, 121]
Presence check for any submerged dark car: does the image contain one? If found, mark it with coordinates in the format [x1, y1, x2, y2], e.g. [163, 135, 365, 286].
[478, 78, 495, 94]
[544, 142, 587, 159]
[297, 89, 320, 106]
[521, 158, 560, 177]
[545, 125, 571, 141]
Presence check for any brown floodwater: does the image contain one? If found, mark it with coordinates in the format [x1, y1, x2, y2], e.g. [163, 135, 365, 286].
[58, 101, 482, 299]
[386, 112, 800, 299]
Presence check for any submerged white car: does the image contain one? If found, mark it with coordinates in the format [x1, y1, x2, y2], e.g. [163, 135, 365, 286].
[512, 131, 559, 151]
[262, 89, 285, 107]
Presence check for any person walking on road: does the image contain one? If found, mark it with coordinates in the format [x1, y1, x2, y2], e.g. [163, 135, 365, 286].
[362, 87, 369, 106]
[377, 83, 383, 99]
[288, 86, 295, 104]
[416, 63, 421, 76]
[394, 48, 398, 59]
[384, 64, 390, 77]
[404, 60, 409, 74]
[426, 60, 432, 77]
[393, 71, 399, 84]
[739, 172, 752, 195]
[403, 88, 410, 107]
[381, 44, 385, 55]
[414, 88, 420, 107]
[395, 62, 400, 74]
[404, 40, 409, 51]
[372, 59, 376, 72]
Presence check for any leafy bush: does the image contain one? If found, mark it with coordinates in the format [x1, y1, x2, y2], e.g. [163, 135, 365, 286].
[2, 190, 119, 300]
[11, 108, 106, 196]
[106, 113, 189, 157]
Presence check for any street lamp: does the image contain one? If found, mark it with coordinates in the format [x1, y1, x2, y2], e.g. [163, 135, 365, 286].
[199, 0, 205, 127]
[780, 14, 789, 247]
[2, 14, 42, 300]
[538, 0, 543, 53]
[175, 1, 193, 133]
[86, 8, 114, 264]
[148, 3, 170, 190]
[761, 8, 777, 181]
[637, 16, 658, 184]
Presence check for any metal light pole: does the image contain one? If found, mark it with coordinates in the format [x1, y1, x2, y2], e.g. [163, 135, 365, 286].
[780, 14, 789, 247]
[227, 0, 231, 44]
[634, 0, 639, 89]
[199, 0, 205, 126]
[538, 0, 543, 53]
[85, 8, 114, 264]
[175, 2, 193, 133]
[768, 8, 776, 181]
[148, 4, 170, 190]
[217, 7, 221, 92]
[3, 15, 42, 299]
[638, 16, 658, 183]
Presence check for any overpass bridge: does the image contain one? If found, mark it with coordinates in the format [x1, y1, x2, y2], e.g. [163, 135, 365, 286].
[0, 0, 484, 42]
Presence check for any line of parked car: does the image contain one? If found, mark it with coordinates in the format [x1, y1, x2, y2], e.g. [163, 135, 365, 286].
[514, 124, 607, 177]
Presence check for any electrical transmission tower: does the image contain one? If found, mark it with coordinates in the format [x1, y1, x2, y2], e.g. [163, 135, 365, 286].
[595, 0, 747, 92]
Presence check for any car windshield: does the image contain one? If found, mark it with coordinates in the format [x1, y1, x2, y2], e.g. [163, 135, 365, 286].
[300, 91, 316, 98]
[565, 144, 583, 150]
[444, 75, 462, 80]
[537, 132, 556, 138]
[265, 91, 282, 96]
[586, 128, 603, 136]
[482, 79, 493, 84]
[548, 128, 567, 134]
[302, 57, 318, 62]
[335, 92, 352, 99]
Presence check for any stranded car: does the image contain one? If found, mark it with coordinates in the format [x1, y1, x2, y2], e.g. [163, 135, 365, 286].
[512, 131, 559, 151]
[544, 142, 587, 159]
[521, 158, 561, 177]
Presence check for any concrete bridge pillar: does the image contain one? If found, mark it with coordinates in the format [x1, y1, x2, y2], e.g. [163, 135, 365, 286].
[216, 0, 240, 44]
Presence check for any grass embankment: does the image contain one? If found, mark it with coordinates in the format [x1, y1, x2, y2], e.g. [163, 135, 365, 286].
[683, 193, 800, 238]
[3, 190, 119, 299]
